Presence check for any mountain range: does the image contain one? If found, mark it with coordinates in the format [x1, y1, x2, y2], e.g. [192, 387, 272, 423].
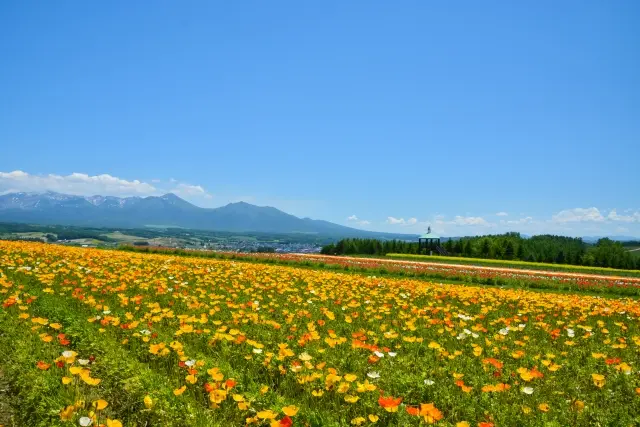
[0, 191, 414, 239]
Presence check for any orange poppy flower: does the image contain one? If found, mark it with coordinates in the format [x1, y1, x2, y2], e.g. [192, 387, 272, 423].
[406, 406, 420, 416]
[36, 361, 50, 370]
[419, 403, 443, 423]
[378, 395, 402, 412]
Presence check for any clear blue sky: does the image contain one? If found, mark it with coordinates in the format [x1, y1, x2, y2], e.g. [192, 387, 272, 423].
[1, 1, 639, 237]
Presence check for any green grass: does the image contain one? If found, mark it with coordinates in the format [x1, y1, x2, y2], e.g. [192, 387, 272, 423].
[384, 253, 640, 278]
[0, 232, 47, 241]
[100, 232, 148, 243]
[16, 232, 48, 239]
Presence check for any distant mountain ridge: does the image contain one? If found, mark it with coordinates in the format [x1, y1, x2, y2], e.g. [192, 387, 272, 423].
[582, 235, 640, 243]
[0, 191, 413, 238]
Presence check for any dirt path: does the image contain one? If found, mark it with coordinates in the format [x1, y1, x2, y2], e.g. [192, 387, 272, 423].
[289, 253, 640, 283]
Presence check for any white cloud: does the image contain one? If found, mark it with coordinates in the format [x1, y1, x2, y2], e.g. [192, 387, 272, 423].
[171, 183, 213, 199]
[386, 216, 406, 225]
[0, 170, 157, 196]
[0, 188, 20, 196]
[385, 216, 420, 226]
[607, 209, 639, 223]
[450, 216, 490, 226]
[380, 209, 640, 237]
[0, 170, 215, 203]
[386, 214, 494, 233]
[552, 207, 604, 223]
[500, 216, 534, 225]
[347, 214, 371, 227]
[496, 212, 508, 216]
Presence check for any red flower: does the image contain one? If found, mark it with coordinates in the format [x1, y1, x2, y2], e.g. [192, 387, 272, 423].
[279, 416, 293, 427]
[57, 334, 70, 345]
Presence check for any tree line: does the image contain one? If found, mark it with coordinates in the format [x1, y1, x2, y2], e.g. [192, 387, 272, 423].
[321, 233, 639, 270]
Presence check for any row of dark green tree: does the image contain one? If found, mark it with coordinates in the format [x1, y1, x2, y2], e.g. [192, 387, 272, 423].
[321, 233, 639, 270]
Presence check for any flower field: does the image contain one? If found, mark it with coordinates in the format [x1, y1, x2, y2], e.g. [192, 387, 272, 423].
[272, 254, 640, 295]
[1, 241, 639, 427]
[123, 247, 640, 296]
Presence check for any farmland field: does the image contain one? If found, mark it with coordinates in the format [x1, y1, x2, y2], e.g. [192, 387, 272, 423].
[1, 241, 639, 426]
[383, 254, 640, 278]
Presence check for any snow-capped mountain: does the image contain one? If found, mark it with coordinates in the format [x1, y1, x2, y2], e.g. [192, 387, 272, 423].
[0, 191, 404, 238]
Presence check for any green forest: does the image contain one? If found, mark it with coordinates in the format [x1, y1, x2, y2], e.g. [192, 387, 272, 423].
[321, 233, 639, 270]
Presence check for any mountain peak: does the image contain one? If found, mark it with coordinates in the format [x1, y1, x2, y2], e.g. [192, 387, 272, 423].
[156, 193, 198, 209]
[227, 201, 252, 207]
[160, 193, 181, 200]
